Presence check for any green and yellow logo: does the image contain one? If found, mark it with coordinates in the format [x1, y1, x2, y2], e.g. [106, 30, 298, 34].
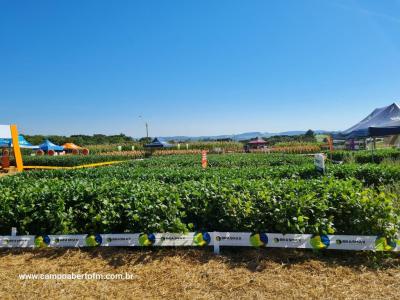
[193, 232, 210, 246]
[85, 234, 102, 247]
[139, 233, 155, 246]
[310, 235, 330, 250]
[374, 237, 399, 252]
[250, 233, 268, 247]
[34, 235, 50, 248]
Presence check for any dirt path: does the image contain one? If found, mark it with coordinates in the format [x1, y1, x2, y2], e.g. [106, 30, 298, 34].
[0, 248, 399, 299]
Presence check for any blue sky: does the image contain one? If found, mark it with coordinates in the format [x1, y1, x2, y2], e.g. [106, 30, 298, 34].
[1, 0, 400, 137]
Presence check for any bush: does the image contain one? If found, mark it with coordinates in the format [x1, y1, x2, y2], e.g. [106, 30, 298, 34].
[1, 157, 399, 237]
[330, 149, 400, 164]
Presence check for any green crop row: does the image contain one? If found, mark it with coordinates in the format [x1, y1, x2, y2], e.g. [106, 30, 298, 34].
[12, 149, 400, 168]
[0, 175, 398, 237]
[16, 161, 400, 187]
[132, 153, 314, 168]
[15, 152, 312, 167]
[13, 155, 139, 167]
[19, 153, 313, 168]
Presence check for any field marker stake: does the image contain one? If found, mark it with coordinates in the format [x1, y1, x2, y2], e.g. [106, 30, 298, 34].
[213, 232, 220, 254]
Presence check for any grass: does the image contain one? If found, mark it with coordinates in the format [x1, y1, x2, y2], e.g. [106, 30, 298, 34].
[0, 248, 399, 299]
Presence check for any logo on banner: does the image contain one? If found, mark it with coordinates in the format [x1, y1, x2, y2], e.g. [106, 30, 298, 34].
[160, 235, 186, 241]
[85, 234, 102, 247]
[335, 239, 366, 245]
[139, 233, 155, 246]
[106, 237, 132, 243]
[273, 237, 304, 243]
[54, 237, 80, 244]
[193, 232, 211, 246]
[374, 237, 398, 251]
[310, 235, 330, 249]
[215, 236, 242, 241]
[250, 233, 268, 247]
[34, 235, 50, 248]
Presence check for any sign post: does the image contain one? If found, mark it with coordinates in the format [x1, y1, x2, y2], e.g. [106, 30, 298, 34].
[201, 150, 207, 169]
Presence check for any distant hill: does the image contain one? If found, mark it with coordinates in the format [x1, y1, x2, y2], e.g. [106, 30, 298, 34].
[162, 130, 335, 142]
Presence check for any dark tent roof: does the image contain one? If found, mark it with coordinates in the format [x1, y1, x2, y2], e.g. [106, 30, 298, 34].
[334, 103, 400, 139]
[248, 137, 267, 144]
[144, 137, 173, 148]
[39, 139, 64, 151]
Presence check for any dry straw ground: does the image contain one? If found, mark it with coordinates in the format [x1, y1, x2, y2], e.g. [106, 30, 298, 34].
[0, 248, 399, 299]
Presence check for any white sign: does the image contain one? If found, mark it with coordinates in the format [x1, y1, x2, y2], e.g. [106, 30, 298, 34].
[0, 125, 11, 139]
[314, 153, 325, 173]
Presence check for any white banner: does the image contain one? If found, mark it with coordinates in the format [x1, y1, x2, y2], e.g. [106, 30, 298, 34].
[0, 236, 35, 248]
[0, 233, 398, 252]
[0, 125, 11, 139]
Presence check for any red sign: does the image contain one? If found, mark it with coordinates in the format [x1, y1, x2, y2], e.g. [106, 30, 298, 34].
[201, 150, 207, 169]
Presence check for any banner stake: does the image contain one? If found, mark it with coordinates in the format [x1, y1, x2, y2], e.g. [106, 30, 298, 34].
[213, 232, 220, 254]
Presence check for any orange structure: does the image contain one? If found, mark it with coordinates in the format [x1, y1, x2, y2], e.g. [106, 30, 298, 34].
[62, 143, 82, 150]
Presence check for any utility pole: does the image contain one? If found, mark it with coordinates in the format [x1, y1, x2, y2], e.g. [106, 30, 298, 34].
[139, 115, 149, 139]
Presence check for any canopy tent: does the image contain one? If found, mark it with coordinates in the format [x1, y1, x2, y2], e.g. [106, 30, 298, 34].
[0, 135, 39, 149]
[144, 137, 173, 148]
[0, 138, 9, 147]
[62, 143, 82, 150]
[39, 139, 64, 152]
[247, 137, 267, 150]
[334, 103, 400, 139]
[15, 135, 39, 149]
[248, 137, 267, 145]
